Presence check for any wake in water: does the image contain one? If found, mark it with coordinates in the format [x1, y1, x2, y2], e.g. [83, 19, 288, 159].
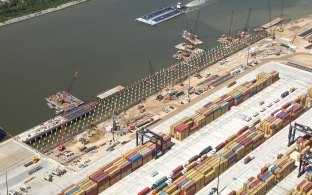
[185, 0, 218, 9]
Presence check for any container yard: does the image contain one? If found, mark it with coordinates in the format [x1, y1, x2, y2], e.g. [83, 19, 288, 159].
[1, 15, 312, 195]
[100, 62, 312, 195]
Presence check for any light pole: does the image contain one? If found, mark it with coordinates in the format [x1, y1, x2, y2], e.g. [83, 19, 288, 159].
[183, 61, 196, 103]
[6, 170, 8, 195]
[188, 73, 191, 102]
[216, 154, 221, 195]
[1, 127, 12, 195]
[246, 42, 251, 66]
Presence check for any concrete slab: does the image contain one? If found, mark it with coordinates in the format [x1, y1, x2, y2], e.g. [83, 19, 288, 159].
[0, 139, 34, 172]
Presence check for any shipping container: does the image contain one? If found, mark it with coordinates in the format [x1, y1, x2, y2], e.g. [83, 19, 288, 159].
[138, 187, 151, 195]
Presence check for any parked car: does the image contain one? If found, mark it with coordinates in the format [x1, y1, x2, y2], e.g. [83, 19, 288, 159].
[253, 112, 259, 117]
[245, 116, 252, 122]
[150, 170, 158, 177]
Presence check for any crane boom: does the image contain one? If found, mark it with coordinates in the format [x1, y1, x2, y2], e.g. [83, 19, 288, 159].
[280, 0, 284, 18]
[148, 61, 154, 76]
[244, 8, 252, 32]
[67, 70, 79, 92]
[58, 70, 80, 152]
[228, 10, 234, 36]
[194, 11, 200, 34]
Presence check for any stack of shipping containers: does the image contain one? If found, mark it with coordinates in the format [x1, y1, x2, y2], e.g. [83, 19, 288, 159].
[138, 86, 312, 195]
[170, 71, 279, 141]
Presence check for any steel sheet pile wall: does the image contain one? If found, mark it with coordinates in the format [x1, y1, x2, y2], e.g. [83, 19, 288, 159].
[25, 32, 267, 152]
[170, 71, 279, 141]
[138, 87, 312, 195]
[60, 133, 171, 194]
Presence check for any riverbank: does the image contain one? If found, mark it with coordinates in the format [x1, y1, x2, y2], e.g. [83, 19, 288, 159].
[0, 0, 89, 27]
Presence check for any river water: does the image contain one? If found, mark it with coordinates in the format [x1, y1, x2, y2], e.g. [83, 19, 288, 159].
[0, 0, 311, 135]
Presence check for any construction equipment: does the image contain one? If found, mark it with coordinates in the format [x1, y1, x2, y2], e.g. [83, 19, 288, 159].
[291, 33, 297, 44]
[243, 8, 252, 32]
[287, 123, 312, 177]
[111, 114, 120, 141]
[268, 0, 276, 39]
[58, 70, 79, 152]
[277, 0, 284, 32]
[32, 156, 39, 163]
[52, 166, 66, 176]
[193, 11, 200, 34]
[44, 172, 52, 182]
[228, 10, 234, 37]
[136, 128, 167, 159]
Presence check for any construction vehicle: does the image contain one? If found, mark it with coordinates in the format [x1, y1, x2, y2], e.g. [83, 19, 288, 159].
[32, 156, 39, 163]
[24, 156, 40, 167]
[52, 166, 66, 176]
[58, 70, 80, 152]
[44, 171, 53, 182]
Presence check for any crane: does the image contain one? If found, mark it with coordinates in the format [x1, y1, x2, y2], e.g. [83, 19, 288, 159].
[291, 33, 297, 44]
[268, 0, 275, 39]
[277, 0, 285, 32]
[149, 61, 154, 76]
[243, 8, 252, 32]
[58, 70, 80, 152]
[228, 10, 234, 37]
[280, 0, 284, 19]
[193, 11, 200, 35]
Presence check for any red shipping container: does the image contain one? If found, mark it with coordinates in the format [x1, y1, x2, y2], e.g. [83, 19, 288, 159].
[260, 166, 268, 173]
[89, 172, 109, 188]
[120, 161, 132, 173]
[278, 160, 288, 168]
[183, 181, 196, 195]
[175, 176, 186, 186]
[138, 187, 151, 195]
[237, 126, 249, 136]
[282, 102, 291, 109]
[303, 183, 312, 193]
[188, 155, 199, 163]
[297, 180, 307, 190]
[228, 190, 236, 195]
[172, 165, 184, 175]
[215, 142, 225, 151]
[171, 171, 183, 182]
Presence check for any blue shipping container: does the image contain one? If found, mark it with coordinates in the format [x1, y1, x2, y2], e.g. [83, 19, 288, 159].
[178, 178, 189, 189]
[129, 154, 142, 163]
[66, 186, 80, 195]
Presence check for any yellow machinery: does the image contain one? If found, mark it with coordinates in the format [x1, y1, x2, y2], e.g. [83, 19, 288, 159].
[32, 156, 39, 163]
[277, 26, 284, 32]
